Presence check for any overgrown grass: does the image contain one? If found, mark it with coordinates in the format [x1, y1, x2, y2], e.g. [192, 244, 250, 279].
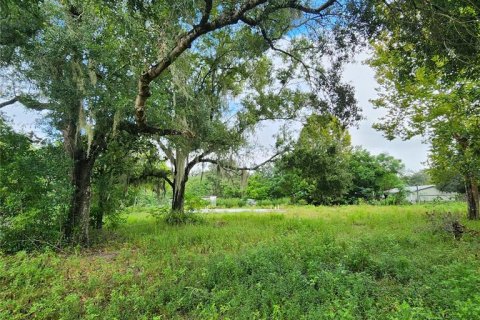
[1, 203, 480, 319]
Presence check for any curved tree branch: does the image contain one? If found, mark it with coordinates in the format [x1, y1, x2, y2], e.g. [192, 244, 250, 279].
[134, 0, 338, 127]
[0, 95, 51, 111]
[135, 0, 270, 127]
[0, 97, 18, 108]
[198, 0, 213, 26]
[130, 168, 174, 188]
[185, 149, 214, 175]
[288, 0, 337, 14]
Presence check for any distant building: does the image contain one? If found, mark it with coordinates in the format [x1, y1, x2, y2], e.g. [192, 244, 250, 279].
[201, 196, 217, 207]
[386, 185, 459, 203]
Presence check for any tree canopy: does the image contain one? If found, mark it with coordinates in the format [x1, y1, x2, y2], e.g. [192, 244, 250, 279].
[369, 0, 480, 219]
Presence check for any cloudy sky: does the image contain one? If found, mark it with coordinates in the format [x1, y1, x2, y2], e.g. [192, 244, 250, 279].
[343, 53, 430, 172]
[0, 53, 429, 172]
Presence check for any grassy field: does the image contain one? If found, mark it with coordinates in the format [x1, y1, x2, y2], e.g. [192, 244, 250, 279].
[1, 203, 480, 319]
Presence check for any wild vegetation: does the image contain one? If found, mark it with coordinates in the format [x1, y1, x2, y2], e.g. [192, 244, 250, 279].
[1, 203, 480, 319]
[369, 0, 480, 219]
[0, 0, 479, 318]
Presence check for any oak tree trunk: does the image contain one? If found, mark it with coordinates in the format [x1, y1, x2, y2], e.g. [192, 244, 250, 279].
[64, 151, 95, 245]
[95, 187, 106, 230]
[465, 175, 479, 220]
[172, 177, 187, 212]
[93, 169, 112, 230]
[171, 149, 188, 213]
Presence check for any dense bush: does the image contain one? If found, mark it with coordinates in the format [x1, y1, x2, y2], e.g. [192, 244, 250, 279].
[255, 197, 290, 207]
[2, 204, 480, 319]
[0, 120, 71, 252]
[185, 147, 408, 207]
[216, 197, 247, 208]
[215, 197, 290, 208]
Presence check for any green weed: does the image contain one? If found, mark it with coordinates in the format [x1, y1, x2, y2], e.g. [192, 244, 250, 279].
[1, 203, 479, 319]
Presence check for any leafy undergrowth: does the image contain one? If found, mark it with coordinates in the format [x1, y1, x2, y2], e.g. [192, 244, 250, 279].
[1, 203, 480, 319]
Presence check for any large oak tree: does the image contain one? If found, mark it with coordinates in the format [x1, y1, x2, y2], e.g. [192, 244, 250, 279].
[1, 0, 372, 244]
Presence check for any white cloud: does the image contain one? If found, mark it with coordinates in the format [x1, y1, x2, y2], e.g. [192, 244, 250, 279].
[0, 102, 45, 135]
[343, 52, 429, 171]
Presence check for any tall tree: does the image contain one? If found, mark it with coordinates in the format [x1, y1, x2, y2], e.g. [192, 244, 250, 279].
[279, 114, 353, 205]
[155, 32, 318, 212]
[1, 0, 372, 243]
[141, 1, 369, 213]
[347, 148, 404, 202]
[369, 0, 480, 219]
[0, 1, 183, 244]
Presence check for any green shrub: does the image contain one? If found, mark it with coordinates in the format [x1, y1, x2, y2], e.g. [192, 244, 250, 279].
[0, 121, 71, 252]
[164, 210, 205, 225]
[255, 199, 273, 207]
[147, 196, 207, 225]
[216, 198, 247, 208]
[184, 194, 209, 211]
[2, 203, 480, 319]
[297, 199, 308, 205]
